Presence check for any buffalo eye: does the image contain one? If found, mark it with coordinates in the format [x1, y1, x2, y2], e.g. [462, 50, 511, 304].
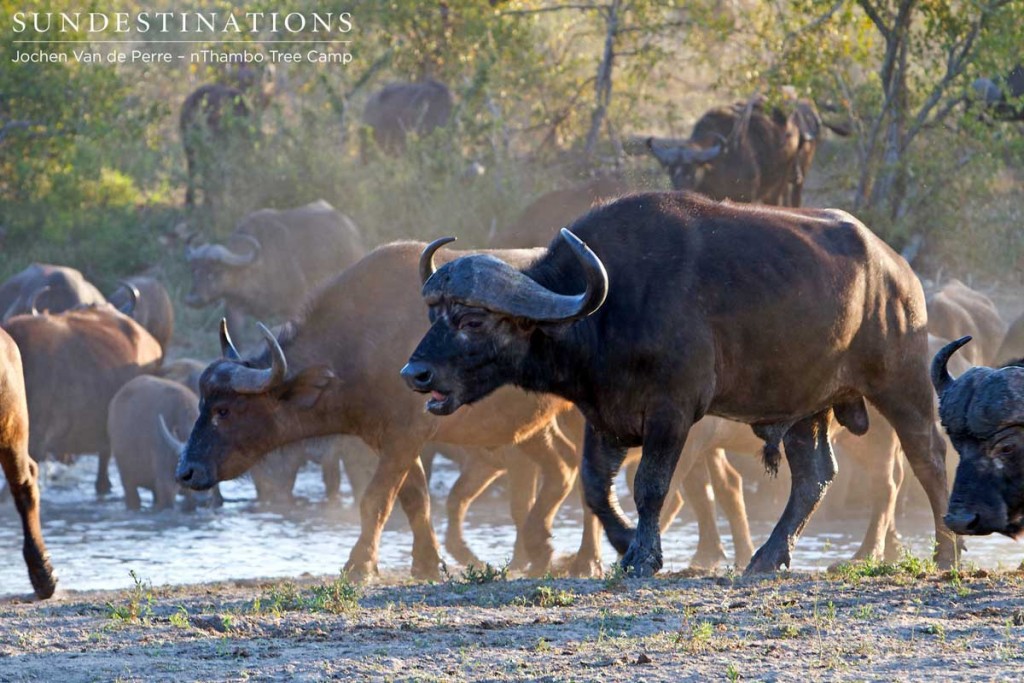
[996, 440, 1018, 457]
[216, 407, 230, 419]
[458, 315, 485, 331]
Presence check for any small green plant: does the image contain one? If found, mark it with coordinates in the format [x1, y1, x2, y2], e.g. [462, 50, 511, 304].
[779, 623, 802, 638]
[726, 662, 741, 682]
[530, 585, 577, 608]
[458, 562, 510, 585]
[169, 606, 190, 629]
[106, 570, 154, 624]
[924, 622, 947, 642]
[534, 637, 552, 652]
[603, 563, 629, 591]
[947, 568, 971, 598]
[308, 572, 361, 613]
[677, 620, 715, 653]
[250, 571, 361, 615]
[854, 605, 875, 620]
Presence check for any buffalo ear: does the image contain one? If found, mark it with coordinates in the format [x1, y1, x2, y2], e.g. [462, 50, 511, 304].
[281, 365, 335, 409]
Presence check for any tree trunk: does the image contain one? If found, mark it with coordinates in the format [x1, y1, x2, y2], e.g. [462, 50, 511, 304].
[584, 0, 621, 158]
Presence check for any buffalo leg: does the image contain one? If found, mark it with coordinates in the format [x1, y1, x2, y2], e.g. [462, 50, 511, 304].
[581, 425, 633, 556]
[626, 454, 684, 531]
[681, 460, 727, 570]
[321, 450, 342, 504]
[96, 450, 112, 496]
[621, 410, 693, 577]
[846, 422, 902, 563]
[706, 448, 754, 568]
[395, 457, 442, 580]
[1, 450, 57, 599]
[507, 457, 538, 571]
[344, 437, 426, 581]
[517, 423, 578, 577]
[867, 385, 957, 567]
[444, 455, 504, 567]
[746, 411, 835, 574]
[884, 455, 906, 561]
[124, 483, 142, 511]
[567, 481, 604, 577]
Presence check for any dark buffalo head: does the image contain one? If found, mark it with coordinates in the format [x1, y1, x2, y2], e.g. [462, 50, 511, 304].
[401, 230, 607, 415]
[932, 336, 1024, 537]
[175, 320, 334, 489]
[645, 136, 725, 191]
[183, 234, 261, 308]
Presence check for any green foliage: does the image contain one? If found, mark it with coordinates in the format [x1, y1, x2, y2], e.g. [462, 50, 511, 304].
[828, 552, 937, 582]
[106, 570, 155, 624]
[1, 0, 1020, 295]
[250, 571, 361, 615]
[456, 561, 510, 585]
[529, 584, 577, 608]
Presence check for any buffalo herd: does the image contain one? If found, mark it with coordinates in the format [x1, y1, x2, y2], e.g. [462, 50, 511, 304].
[2, 77, 1023, 600]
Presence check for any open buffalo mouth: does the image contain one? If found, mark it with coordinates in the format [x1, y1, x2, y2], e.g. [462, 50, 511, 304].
[425, 389, 458, 415]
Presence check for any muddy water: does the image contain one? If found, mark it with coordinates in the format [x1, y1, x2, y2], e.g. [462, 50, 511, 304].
[1, 455, 1020, 596]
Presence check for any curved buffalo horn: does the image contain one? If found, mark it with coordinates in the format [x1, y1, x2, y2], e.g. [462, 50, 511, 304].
[115, 280, 140, 317]
[646, 137, 686, 166]
[555, 228, 609, 321]
[158, 414, 185, 454]
[419, 236, 457, 285]
[690, 142, 723, 163]
[28, 285, 51, 316]
[931, 335, 973, 395]
[219, 318, 242, 361]
[232, 234, 262, 262]
[226, 322, 288, 395]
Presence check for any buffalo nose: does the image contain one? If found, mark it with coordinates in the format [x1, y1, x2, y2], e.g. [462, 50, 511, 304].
[400, 362, 433, 391]
[176, 464, 195, 486]
[944, 510, 981, 534]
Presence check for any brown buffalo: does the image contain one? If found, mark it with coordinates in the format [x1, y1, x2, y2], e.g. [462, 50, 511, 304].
[108, 276, 175, 350]
[108, 375, 220, 511]
[927, 279, 1006, 366]
[997, 312, 1024, 364]
[361, 79, 453, 158]
[0, 327, 57, 599]
[637, 97, 848, 207]
[180, 67, 272, 207]
[491, 177, 630, 249]
[0, 263, 105, 321]
[185, 200, 365, 334]
[176, 243, 586, 581]
[4, 304, 163, 495]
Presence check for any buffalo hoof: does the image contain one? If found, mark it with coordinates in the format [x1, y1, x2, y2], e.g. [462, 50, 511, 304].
[344, 559, 380, 584]
[411, 558, 442, 581]
[509, 544, 531, 572]
[95, 477, 112, 496]
[28, 559, 57, 600]
[621, 545, 662, 578]
[689, 544, 726, 571]
[564, 553, 603, 579]
[745, 544, 791, 575]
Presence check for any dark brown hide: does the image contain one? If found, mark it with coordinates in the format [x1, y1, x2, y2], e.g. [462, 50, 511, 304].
[0, 328, 57, 598]
[108, 276, 175, 350]
[3, 305, 163, 495]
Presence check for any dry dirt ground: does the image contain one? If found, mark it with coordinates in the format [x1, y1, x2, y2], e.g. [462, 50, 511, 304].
[2, 565, 1024, 682]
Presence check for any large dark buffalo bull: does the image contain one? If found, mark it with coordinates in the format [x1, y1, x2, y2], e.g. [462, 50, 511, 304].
[933, 337, 1024, 537]
[0, 263, 105, 321]
[185, 200, 365, 331]
[176, 243, 592, 581]
[404, 191, 956, 575]
[0, 328, 57, 598]
[3, 304, 163, 495]
[361, 79, 453, 157]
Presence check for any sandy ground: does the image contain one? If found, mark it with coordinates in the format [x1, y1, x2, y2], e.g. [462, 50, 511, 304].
[2, 566, 1024, 682]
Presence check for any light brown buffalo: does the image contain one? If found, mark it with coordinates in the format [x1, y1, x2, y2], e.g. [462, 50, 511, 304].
[0, 327, 57, 598]
[108, 375, 220, 511]
[927, 279, 1006, 366]
[109, 276, 175, 351]
[176, 243, 593, 580]
[4, 304, 163, 495]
